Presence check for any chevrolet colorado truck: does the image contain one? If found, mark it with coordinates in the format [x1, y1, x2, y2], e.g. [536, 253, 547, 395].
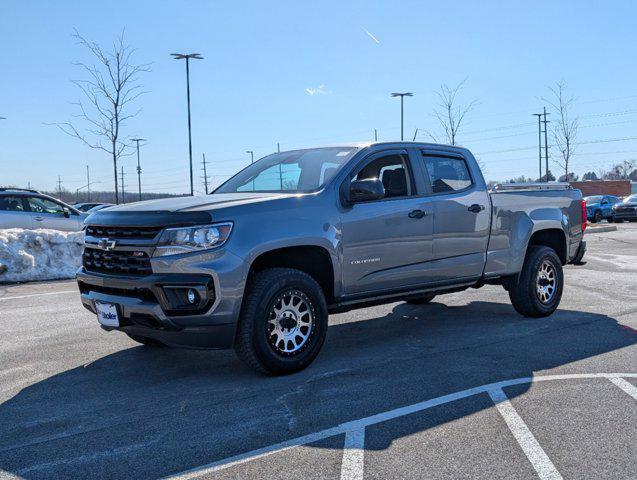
[77, 142, 587, 374]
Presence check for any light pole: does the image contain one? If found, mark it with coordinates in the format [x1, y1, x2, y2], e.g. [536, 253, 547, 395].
[131, 138, 146, 201]
[391, 92, 413, 141]
[246, 151, 255, 191]
[171, 52, 203, 196]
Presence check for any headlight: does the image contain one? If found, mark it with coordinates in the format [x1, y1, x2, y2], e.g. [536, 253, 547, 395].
[154, 223, 233, 257]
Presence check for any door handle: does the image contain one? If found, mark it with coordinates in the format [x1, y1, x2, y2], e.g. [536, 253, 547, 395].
[34, 216, 43, 221]
[468, 204, 484, 213]
[408, 209, 427, 219]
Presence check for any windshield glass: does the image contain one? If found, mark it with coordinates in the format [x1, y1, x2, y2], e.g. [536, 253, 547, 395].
[624, 194, 637, 203]
[584, 195, 603, 204]
[214, 147, 357, 193]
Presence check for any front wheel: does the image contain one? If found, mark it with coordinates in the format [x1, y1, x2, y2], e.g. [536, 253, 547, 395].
[508, 246, 563, 317]
[592, 210, 602, 223]
[234, 268, 328, 375]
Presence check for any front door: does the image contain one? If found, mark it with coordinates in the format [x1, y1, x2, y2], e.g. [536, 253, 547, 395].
[340, 150, 434, 296]
[26, 196, 78, 231]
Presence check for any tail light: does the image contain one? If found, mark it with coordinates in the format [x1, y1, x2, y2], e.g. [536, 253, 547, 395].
[581, 199, 587, 231]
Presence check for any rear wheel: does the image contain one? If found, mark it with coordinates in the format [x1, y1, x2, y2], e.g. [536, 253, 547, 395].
[126, 333, 165, 347]
[234, 268, 328, 375]
[404, 293, 436, 305]
[508, 246, 563, 317]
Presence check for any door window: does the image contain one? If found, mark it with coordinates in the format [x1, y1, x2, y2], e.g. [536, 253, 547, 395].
[421, 155, 472, 193]
[27, 197, 67, 215]
[0, 196, 26, 211]
[353, 154, 413, 198]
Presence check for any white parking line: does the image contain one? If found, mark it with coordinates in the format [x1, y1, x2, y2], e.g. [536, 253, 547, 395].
[163, 373, 637, 480]
[608, 377, 637, 400]
[340, 428, 365, 480]
[0, 290, 76, 301]
[488, 388, 562, 480]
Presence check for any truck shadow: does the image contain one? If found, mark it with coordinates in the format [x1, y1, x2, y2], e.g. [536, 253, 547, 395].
[0, 300, 635, 478]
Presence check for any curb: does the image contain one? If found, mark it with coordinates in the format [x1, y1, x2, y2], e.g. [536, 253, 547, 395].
[585, 225, 618, 234]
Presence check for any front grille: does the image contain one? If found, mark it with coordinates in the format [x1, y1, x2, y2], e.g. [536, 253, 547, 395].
[85, 225, 162, 240]
[83, 248, 152, 276]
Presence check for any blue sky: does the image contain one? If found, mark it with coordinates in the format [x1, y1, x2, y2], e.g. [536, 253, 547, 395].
[1, 0, 637, 194]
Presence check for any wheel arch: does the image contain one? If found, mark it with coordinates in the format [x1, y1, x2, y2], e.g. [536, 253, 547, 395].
[246, 245, 336, 303]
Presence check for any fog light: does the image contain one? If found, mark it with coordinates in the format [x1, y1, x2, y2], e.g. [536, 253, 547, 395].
[187, 289, 197, 304]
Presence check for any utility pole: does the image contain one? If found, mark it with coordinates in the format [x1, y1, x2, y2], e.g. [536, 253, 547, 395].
[57, 176, 63, 199]
[120, 166, 126, 204]
[277, 143, 280, 153]
[412, 128, 419, 141]
[391, 92, 414, 141]
[533, 113, 543, 181]
[374, 129, 378, 142]
[86, 165, 91, 202]
[171, 53, 204, 196]
[201, 153, 209, 194]
[542, 107, 550, 181]
[131, 138, 146, 201]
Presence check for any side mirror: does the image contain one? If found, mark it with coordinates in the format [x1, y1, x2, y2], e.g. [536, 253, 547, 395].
[63, 209, 70, 218]
[349, 178, 385, 204]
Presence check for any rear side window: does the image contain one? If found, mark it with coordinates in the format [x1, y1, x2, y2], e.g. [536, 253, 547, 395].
[0, 196, 26, 211]
[421, 155, 472, 193]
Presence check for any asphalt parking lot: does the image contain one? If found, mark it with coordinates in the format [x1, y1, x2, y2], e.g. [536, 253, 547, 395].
[0, 224, 635, 479]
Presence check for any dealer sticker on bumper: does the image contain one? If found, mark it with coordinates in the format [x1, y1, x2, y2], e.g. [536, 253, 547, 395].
[95, 302, 119, 327]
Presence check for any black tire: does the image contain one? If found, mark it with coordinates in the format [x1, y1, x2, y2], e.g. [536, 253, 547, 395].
[508, 246, 563, 318]
[234, 268, 328, 375]
[592, 210, 602, 223]
[404, 293, 436, 304]
[615, 219, 624, 223]
[126, 333, 165, 347]
[607, 217, 614, 223]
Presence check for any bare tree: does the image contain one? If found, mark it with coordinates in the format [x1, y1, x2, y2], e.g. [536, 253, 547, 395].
[55, 30, 149, 204]
[427, 79, 477, 146]
[543, 81, 578, 180]
[614, 159, 636, 179]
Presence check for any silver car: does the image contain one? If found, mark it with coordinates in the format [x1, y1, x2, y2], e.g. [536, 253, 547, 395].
[0, 188, 86, 231]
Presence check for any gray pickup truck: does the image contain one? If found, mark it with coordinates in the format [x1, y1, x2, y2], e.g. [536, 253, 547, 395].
[77, 142, 587, 374]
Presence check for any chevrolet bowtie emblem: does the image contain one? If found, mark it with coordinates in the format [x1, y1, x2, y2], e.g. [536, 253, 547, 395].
[97, 238, 117, 251]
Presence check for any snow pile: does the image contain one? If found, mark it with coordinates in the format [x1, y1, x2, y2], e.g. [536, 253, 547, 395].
[0, 229, 84, 283]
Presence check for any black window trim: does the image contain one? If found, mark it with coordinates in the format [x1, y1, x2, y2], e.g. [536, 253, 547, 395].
[341, 148, 418, 205]
[418, 150, 476, 197]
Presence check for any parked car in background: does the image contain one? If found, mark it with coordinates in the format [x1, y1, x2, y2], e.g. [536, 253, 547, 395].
[611, 194, 637, 222]
[584, 195, 621, 223]
[74, 202, 112, 212]
[0, 188, 87, 231]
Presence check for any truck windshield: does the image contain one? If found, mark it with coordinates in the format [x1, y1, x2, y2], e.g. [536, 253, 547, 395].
[214, 147, 357, 193]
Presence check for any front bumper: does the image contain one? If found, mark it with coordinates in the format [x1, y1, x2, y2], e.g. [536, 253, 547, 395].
[77, 265, 243, 349]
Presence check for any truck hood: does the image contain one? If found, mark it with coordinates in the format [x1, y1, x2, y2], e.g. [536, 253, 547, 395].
[100, 192, 296, 213]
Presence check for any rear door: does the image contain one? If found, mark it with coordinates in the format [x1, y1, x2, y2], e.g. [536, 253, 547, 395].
[418, 150, 490, 281]
[340, 149, 434, 295]
[0, 195, 33, 228]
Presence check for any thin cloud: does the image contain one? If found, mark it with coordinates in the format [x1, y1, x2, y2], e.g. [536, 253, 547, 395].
[306, 85, 328, 96]
[362, 27, 380, 44]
